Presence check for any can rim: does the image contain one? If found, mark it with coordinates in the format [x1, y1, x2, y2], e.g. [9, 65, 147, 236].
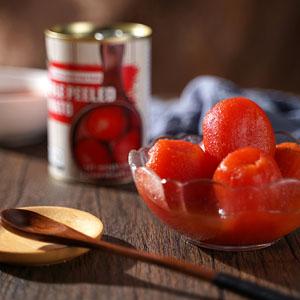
[45, 22, 152, 42]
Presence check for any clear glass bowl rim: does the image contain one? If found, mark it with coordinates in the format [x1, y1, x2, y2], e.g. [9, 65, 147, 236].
[128, 133, 300, 189]
[128, 134, 300, 215]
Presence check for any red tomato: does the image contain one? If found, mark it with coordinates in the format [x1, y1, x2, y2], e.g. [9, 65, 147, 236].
[202, 97, 276, 163]
[146, 139, 213, 182]
[86, 105, 128, 141]
[213, 147, 282, 213]
[113, 129, 141, 164]
[74, 138, 112, 171]
[275, 142, 300, 179]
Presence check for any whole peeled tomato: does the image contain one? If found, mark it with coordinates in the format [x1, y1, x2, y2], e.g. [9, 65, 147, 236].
[74, 138, 113, 171]
[86, 105, 128, 141]
[113, 129, 141, 164]
[146, 139, 217, 216]
[275, 143, 300, 212]
[213, 147, 282, 213]
[202, 97, 276, 163]
[275, 142, 300, 179]
[146, 139, 213, 182]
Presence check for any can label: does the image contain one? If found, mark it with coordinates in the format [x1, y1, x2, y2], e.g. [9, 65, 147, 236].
[47, 39, 150, 183]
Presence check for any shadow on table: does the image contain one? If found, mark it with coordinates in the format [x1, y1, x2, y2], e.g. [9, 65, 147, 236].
[2, 140, 138, 193]
[0, 140, 47, 160]
[49, 176, 138, 193]
[198, 232, 300, 294]
[0, 235, 214, 300]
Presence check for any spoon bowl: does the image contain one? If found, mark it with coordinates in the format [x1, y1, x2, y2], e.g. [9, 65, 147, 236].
[0, 206, 103, 265]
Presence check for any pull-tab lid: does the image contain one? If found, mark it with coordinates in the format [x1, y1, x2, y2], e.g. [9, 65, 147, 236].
[45, 22, 152, 42]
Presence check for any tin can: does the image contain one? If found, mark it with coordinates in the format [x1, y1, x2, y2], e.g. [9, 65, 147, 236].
[45, 22, 151, 184]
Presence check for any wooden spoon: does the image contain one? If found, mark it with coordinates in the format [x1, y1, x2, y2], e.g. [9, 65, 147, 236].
[0, 208, 295, 300]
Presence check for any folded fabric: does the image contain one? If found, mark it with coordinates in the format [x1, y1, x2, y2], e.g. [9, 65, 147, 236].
[150, 76, 300, 141]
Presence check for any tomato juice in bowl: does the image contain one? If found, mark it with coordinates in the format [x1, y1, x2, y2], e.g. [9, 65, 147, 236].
[129, 135, 300, 251]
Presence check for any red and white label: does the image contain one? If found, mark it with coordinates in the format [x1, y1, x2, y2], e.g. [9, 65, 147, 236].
[46, 35, 150, 183]
[48, 62, 137, 124]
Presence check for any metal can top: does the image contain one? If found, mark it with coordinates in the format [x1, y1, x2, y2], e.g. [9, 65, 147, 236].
[45, 22, 152, 42]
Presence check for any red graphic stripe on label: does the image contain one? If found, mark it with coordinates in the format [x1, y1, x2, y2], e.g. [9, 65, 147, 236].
[50, 61, 102, 72]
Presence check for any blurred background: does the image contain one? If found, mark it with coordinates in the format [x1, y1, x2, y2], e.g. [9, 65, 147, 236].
[0, 0, 299, 96]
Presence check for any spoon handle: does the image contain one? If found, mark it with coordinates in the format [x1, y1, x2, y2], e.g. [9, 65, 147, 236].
[213, 273, 296, 300]
[68, 236, 296, 300]
[64, 235, 216, 281]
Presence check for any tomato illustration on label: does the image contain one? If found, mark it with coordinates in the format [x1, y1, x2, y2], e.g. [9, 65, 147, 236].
[68, 43, 142, 180]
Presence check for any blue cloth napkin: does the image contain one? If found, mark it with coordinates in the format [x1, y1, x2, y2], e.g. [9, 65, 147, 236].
[150, 76, 300, 141]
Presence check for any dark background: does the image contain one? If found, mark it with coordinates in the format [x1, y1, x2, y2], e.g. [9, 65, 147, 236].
[0, 0, 299, 95]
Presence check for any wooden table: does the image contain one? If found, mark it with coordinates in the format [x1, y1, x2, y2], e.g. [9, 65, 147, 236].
[0, 142, 299, 300]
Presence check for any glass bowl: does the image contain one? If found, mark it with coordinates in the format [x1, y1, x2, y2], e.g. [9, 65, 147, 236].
[128, 135, 300, 251]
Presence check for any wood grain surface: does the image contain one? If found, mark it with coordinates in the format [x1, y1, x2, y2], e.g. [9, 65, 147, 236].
[0, 143, 299, 300]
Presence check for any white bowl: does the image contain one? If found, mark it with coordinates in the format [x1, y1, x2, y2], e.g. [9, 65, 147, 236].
[0, 67, 48, 146]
